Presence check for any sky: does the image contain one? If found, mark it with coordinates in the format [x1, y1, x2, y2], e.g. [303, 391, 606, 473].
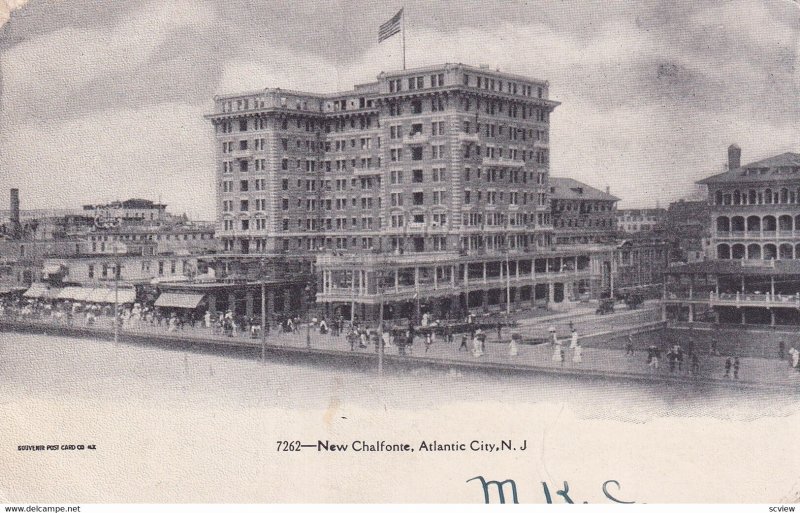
[1, 0, 799, 219]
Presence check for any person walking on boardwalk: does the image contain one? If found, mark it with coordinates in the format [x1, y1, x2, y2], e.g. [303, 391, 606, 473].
[569, 328, 578, 349]
[552, 344, 563, 363]
[508, 333, 519, 358]
[459, 334, 468, 352]
[724, 357, 732, 378]
[733, 357, 740, 379]
[790, 347, 799, 369]
[690, 354, 700, 375]
[625, 335, 634, 356]
[572, 342, 583, 364]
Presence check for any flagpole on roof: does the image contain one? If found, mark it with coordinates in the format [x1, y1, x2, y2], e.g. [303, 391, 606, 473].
[402, 6, 406, 70]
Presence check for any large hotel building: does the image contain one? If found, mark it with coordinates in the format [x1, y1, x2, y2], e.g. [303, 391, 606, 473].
[206, 63, 597, 319]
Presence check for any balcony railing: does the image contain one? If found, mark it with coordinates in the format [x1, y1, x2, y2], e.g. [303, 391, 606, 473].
[710, 291, 800, 306]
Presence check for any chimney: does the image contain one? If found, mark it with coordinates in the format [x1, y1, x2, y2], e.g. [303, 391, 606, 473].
[606, 186, 610, 195]
[10, 188, 20, 239]
[728, 144, 741, 171]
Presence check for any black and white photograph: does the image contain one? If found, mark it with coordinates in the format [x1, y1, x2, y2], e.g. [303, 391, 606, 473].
[1, 0, 800, 508]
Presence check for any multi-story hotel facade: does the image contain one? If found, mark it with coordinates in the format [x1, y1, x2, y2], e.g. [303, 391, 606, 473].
[664, 146, 800, 326]
[206, 63, 598, 320]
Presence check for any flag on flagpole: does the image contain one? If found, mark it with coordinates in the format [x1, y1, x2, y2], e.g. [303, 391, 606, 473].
[378, 8, 403, 42]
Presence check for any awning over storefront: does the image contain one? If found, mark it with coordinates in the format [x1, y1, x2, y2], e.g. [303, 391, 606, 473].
[0, 286, 26, 295]
[58, 287, 90, 301]
[23, 283, 54, 299]
[85, 288, 112, 303]
[111, 289, 136, 304]
[154, 292, 206, 309]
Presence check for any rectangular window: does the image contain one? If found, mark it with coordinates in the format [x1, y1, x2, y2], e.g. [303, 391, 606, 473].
[411, 147, 423, 160]
[413, 192, 424, 205]
[240, 180, 248, 192]
[412, 169, 424, 183]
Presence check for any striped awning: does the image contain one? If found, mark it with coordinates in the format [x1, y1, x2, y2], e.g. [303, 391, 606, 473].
[154, 292, 205, 309]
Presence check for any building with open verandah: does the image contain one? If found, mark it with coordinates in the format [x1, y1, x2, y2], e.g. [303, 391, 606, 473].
[663, 145, 800, 326]
[316, 249, 591, 321]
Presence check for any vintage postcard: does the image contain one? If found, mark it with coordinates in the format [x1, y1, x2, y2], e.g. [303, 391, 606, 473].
[1, 0, 800, 509]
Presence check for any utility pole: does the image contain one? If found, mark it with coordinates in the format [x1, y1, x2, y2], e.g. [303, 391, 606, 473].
[260, 258, 266, 364]
[113, 243, 119, 344]
[378, 276, 385, 376]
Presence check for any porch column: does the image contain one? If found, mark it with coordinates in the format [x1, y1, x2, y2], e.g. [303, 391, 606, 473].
[395, 269, 399, 293]
[770, 308, 776, 326]
[483, 261, 487, 284]
[434, 267, 438, 290]
[661, 303, 667, 322]
[548, 282, 555, 304]
[741, 275, 745, 293]
[689, 275, 694, 299]
[245, 290, 254, 318]
[741, 309, 746, 325]
[688, 303, 694, 323]
[451, 265, 456, 287]
[770, 276, 775, 297]
[267, 289, 275, 319]
[463, 264, 469, 290]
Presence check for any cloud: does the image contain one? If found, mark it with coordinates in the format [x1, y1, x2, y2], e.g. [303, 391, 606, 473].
[1, 102, 216, 219]
[0, 0, 29, 29]
[0, 0, 217, 123]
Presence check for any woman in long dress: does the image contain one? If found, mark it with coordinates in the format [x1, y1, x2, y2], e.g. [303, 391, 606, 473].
[552, 345, 562, 363]
[573, 343, 583, 363]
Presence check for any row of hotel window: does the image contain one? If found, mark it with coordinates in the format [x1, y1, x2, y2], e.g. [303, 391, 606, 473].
[221, 211, 549, 234]
[386, 72, 543, 99]
[222, 169, 546, 191]
[714, 188, 800, 206]
[220, 147, 546, 175]
[555, 217, 614, 228]
[217, 97, 548, 135]
[88, 233, 211, 242]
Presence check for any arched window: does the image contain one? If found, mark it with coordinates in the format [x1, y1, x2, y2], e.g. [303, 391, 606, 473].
[779, 243, 794, 260]
[733, 190, 741, 205]
[747, 244, 761, 260]
[746, 216, 761, 232]
[781, 188, 789, 204]
[715, 190, 723, 205]
[717, 244, 730, 259]
[732, 244, 746, 259]
[765, 188, 773, 204]
[764, 244, 777, 260]
[716, 216, 730, 232]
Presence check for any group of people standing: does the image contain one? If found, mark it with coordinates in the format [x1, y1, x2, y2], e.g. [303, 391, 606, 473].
[548, 326, 583, 365]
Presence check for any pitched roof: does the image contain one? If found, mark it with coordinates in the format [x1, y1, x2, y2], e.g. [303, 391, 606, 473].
[697, 152, 800, 185]
[549, 177, 620, 201]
